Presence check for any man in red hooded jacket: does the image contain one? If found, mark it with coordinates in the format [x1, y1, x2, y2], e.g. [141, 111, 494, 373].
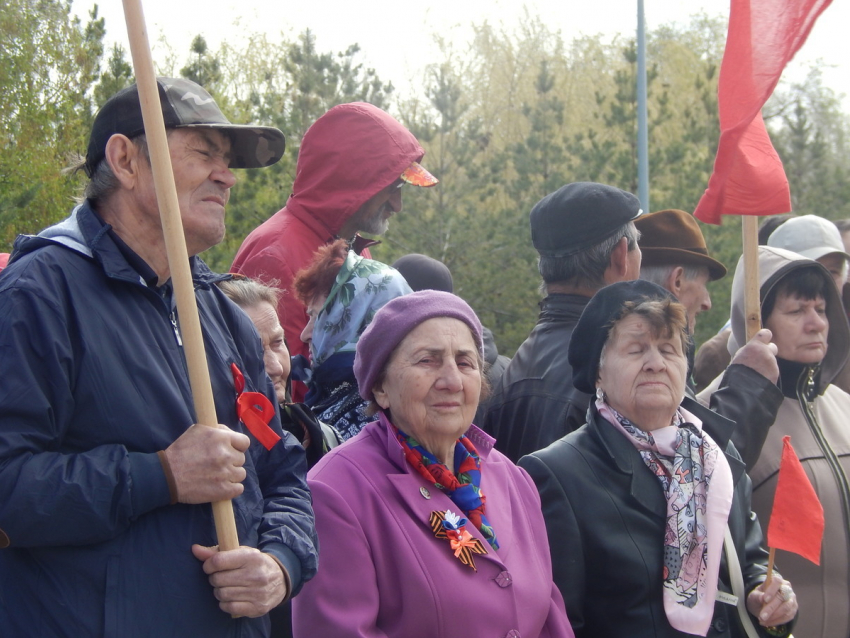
[231, 102, 437, 399]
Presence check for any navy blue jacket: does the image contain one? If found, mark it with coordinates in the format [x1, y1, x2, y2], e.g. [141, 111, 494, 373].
[0, 203, 318, 637]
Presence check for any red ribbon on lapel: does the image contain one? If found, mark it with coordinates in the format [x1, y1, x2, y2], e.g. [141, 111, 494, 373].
[231, 363, 280, 451]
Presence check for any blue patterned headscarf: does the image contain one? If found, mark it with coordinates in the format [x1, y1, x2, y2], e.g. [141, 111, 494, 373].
[310, 251, 412, 368]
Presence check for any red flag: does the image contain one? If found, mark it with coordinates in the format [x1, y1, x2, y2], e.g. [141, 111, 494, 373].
[767, 436, 824, 564]
[693, 0, 833, 224]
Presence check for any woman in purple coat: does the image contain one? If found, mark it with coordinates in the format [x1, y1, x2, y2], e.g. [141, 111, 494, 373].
[292, 290, 573, 638]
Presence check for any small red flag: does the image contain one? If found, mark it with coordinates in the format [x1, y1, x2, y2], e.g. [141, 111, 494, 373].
[693, 0, 833, 224]
[767, 436, 824, 564]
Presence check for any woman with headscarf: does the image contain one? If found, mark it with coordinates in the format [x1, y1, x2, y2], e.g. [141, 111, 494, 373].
[291, 239, 412, 440]
[520, 280, 797, 638]
[700, 246, 850, 638]
[292, 290, 573, 638]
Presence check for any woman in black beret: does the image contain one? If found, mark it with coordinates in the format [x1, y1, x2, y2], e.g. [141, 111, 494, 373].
[519, 280, 798, 638]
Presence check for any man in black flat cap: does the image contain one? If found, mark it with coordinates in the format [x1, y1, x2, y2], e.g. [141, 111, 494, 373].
[480, 182, 643, 462]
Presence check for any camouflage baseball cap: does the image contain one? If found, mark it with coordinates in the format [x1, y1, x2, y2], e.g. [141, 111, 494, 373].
[84, 77, 285, 176]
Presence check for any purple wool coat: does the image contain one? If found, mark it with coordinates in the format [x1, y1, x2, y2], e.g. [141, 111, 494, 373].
[292, 413, 573, 638]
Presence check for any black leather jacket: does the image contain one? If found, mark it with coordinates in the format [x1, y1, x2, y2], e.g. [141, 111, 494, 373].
[520, 398, 794, 638]
[696, 364, 783, 470]
[481, 292, 784, 466]
[481, 294, 591, 462]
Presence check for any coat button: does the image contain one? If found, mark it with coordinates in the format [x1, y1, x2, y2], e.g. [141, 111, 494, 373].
[419, 486, 430, 499]
[494, 571, 513, 587]
[504, 630, 521, 638]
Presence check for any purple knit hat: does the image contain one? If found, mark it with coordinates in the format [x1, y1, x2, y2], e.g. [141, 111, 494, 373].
[354, 290, 484, 402]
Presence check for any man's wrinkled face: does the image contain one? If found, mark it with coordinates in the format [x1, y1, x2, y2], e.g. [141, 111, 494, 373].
[139, 128, 236, 256]
[625, 243, 642, 280]
[244, 301, 290, 404]
[676, 269, 712, 333]
[348, 179, 404, 236]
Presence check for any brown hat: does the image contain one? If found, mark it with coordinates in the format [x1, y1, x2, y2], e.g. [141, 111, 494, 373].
[635, 209, 727, 280]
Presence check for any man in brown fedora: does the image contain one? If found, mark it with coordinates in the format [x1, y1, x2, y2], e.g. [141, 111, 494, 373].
[636, 209, 784, 468]
[635, 209, 727, 333]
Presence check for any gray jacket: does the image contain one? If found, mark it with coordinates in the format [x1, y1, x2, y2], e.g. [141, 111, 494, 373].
[700, 246, 850, 638]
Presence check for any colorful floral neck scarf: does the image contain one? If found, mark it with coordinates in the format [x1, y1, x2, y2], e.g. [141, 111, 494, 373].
[393, 424, 500, 550]
[597, 398, 733, 636]
[311, 251, 412, 368]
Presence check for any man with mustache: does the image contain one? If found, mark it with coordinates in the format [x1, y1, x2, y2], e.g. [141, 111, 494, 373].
[0, 78, 318, 637]
[231, 103, 437, 400]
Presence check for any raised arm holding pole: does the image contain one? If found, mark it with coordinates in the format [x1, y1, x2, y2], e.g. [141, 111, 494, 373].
[121, 0, 239, 551]
[692, 0, 837, 628]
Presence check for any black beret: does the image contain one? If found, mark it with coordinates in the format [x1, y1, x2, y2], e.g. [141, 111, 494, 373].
[530, 182, 642, 256]
[568, 280, 674, 394]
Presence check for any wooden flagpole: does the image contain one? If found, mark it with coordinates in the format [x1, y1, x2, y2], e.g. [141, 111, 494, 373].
[744, 214, 775, 586]
[742, 215, 761, 342]
[121, 0, 239, 552]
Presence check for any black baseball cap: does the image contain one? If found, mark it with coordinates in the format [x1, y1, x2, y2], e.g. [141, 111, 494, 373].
[84, 77, 285, 177]
[530, 182, 643, 257]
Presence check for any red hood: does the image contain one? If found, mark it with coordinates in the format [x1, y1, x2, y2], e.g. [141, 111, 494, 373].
[286, 102, 425, 237]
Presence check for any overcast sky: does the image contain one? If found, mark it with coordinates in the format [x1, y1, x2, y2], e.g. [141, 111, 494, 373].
[72, 0, 849, 109]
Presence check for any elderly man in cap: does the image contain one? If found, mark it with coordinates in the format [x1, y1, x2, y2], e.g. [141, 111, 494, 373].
[232, 103, 437, 400]
[0, 78, 318, 637]
[636, 209, 785, 468]
[481, 182, 642, 462]
[635, 209, 726, 334]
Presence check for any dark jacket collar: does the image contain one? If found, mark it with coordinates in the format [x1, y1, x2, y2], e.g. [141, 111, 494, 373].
[776, 357, 823, 400]
[588, 398, 746, 514]
[588, 403, 667, 518]
[538, 293, 591, 319]
[681, 394, 747, 485]
[14, 201, 228, 289]
[350, 234, 380, 255]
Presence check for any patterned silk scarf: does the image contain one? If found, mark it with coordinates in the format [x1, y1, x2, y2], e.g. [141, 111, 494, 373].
[597, 398, 733, 636]
[311, 251, 412, 368]
[393, 423, 500, 550]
